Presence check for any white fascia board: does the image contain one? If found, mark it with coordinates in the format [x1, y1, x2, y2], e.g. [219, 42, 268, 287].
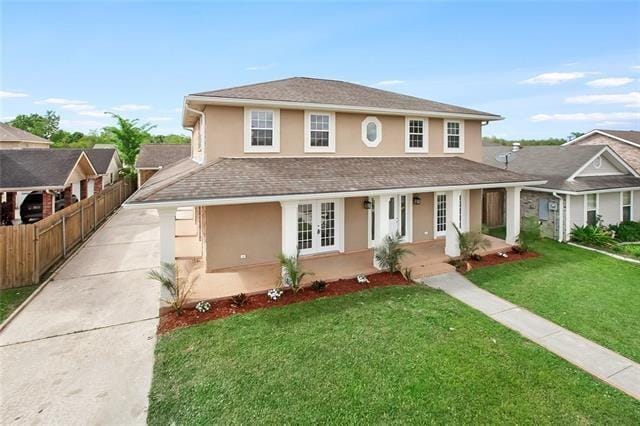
[568, 146, 639, 181]
[563, 130, 640, 149]
[136, 167, 162, 170]
[0, 185, 66, 192]
[523, 185, 640, 195]
[123, 180, 546, 210]
[184, 95, 504, 122]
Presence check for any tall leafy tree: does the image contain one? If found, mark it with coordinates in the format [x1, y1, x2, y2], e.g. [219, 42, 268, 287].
[9, 110, 60, 139]
[105, 113, 155, 175]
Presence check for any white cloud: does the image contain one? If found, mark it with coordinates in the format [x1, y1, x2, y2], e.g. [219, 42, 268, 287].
[586, 77, 635, 88]
[530, 112, 640, 122]
[78, 110, 108, 118]
[595, 120, 633, 127]
[1, 90, 29, 99]
[111, 104, 151, 112]
[374, 80, 405, 86]
[1, 116, 16, 121]
[35, 97, 87, 105]
[61, 103, 96, 111]
[520, 72, 592, 85]
[245, 64, 275, 71]
[632, 65, 640, 70]
[565, 92, 640, 107]
[147, 116, 172, 122]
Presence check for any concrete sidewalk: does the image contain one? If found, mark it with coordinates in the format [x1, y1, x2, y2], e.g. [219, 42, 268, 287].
[425, 272, 640, 401]
[0, 208, 161, 425]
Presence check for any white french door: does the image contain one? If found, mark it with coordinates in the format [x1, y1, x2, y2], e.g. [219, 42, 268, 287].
[368, 194, 411, 247]
[435, 192, 447, 237]
[297, 199, 340, 255]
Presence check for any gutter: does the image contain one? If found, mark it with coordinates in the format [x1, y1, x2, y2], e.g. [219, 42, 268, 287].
[184, 101, 206, 164]
[551, 192, 564, 242]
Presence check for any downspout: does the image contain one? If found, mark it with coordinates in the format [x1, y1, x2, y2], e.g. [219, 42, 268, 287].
[552, 192, 563, 242]
[184, 102, 206, 165]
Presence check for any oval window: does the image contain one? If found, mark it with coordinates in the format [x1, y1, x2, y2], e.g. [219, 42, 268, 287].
[366, 122, 378, 142]
[593, 157, 602, 169]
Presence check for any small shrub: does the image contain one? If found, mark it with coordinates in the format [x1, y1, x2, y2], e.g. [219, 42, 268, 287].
[570, 225, 615, 248]
[518, 216, 542, 252]
[277, 250, 311, 293]
[356, 274, 370, 285]
[231, 293, 248, 307]
[374, 232, 413, 273]
[147, 261, 199, 315]
[195, 300, 211, 313]
[609, 221, 640, 242]
[267, 288, 283, 301]
[401, 267, 415, 283]
[310, 280, 327, 292]
[452, 223, 491, 261]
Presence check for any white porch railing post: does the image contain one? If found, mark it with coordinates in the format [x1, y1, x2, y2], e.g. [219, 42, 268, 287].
[445, 190, 462, 257]
[157, 207, 177, 265]
[373, 194, 392, 269]
[506, 186, 522, 244]
[280, 201, 298, 257]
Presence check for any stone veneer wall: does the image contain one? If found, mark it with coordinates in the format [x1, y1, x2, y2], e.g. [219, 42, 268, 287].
[520, 190, 559, 239]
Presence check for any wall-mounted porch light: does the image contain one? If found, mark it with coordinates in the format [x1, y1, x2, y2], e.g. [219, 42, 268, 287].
[363, 199, 373, 210]
[412, 196, 422, 206]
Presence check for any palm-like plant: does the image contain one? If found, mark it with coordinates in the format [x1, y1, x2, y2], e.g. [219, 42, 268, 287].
[452, 222, 491, 261]
[374, 232, 413, 273]
[105, 113, 155, 176]
[277, 250, 310, 293]
[147, 261, 199, 314]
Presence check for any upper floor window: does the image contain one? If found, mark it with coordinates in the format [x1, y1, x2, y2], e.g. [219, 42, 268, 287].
[405, 117, 428, 153]
[444, 120, 464, 153]
[244, 108, 280, 153]
[622, 191, 632, 222]
[361, 116, 382, 148]
[304, 111, 335, 153]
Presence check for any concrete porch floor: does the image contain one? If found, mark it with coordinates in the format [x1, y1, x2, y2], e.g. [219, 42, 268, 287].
[177, 235, 511, 305]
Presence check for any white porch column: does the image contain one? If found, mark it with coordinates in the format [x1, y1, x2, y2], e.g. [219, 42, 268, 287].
[157, 207, 177, 265]
[373, 194, 392, 269]
[445, 190, 462, 257]
[505, 186, 522, 244]
[280, 201, 298, 257]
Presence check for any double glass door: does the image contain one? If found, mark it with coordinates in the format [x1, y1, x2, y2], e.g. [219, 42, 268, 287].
[297, 200, 338, 255]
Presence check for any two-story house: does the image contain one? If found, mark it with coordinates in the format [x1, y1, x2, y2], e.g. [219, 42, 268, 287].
[125, 77, 544, 296]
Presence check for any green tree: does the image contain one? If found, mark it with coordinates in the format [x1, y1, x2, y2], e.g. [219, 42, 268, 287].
[148, 134, 190, 144]
[568, 131, 585, 141]
[50, 130, 85, 147]
[9, 110, 60, 139]
[105, 113, 155, 175]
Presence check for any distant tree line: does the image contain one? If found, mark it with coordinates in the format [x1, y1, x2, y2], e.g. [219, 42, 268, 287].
[483, 132, 584, 147]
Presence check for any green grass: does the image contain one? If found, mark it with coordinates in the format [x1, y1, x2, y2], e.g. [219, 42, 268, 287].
[148, 285, 639, 424]
[467, 239, 640, 362]
[0, 285, 38, 323]
[613, 243, 640, 259]
[485, 225, 506, 240]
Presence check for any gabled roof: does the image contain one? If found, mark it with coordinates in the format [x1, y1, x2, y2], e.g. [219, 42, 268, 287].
[83, 148, 120, 175]
[563, 129, 640, 148]
[127, 156, 544, 206]
[187, 77, 501, 121]
[0, 123, 52, 145]
[135, 144, 191, 169]
[483, 145, 640, 192]
[0, 149, 97, 191]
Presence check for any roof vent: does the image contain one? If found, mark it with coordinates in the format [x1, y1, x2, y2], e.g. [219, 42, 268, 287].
[511, 142, 521, 152]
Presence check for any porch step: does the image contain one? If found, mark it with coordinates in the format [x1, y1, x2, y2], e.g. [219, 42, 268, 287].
[410, 262, 456, 279]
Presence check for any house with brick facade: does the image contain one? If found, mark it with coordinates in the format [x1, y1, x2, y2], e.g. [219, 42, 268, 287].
[563, 130, 640, 173]
[125, 77, 548, 299]
[484, 145, 640, 241]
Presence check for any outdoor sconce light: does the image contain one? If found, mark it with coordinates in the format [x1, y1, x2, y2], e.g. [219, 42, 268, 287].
[363, 199, 372, 209]
[413, 196, 422, 205]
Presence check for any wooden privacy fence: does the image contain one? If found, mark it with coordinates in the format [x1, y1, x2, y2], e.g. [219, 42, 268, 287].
[0, 179, 136, 289]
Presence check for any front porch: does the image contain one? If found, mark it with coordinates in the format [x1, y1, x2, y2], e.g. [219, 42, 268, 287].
[177, 235, 511, 305]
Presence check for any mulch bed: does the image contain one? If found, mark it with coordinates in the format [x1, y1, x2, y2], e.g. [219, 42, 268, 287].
[468, 249, 539, 269]
[158, 272, 409, 334]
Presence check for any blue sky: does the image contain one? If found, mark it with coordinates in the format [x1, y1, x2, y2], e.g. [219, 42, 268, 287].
[1, 1, 639, 138]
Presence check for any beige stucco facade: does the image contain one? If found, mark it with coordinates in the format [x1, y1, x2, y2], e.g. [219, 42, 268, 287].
[201, 105, 484, 162]
[0, 141, 51, 149]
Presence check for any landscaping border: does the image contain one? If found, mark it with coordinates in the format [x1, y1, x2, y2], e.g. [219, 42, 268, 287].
[568, 242, 640, 265]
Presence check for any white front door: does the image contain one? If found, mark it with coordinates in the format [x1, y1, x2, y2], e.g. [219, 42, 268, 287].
[297, 199, 339, 255]
[435, 192, 447, 237]
[369, 194, 410, 247]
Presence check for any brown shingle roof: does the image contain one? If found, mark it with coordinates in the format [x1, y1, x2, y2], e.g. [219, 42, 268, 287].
[135, 144, 191, 169]
[128, 156, 542, 204]
[596, 129, 640, 146]
[0, 123, 52, 145]
[0, 149, 89, 190]
[191, 77, 500, 118]
[84, 148, 119, 174]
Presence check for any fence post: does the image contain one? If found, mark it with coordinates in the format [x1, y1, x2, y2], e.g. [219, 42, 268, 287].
[80, 203, 85, 241]
[94, 196, 97, 228]
[32, 226, 40, 284]
[62, 215, 67, 257]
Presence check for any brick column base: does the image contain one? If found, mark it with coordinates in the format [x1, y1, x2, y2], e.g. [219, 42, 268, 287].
[94, 176, 103, 194]
[80, 180, 88, 199]
[42, 192, 54, 218]
[64, 186, 73, 207]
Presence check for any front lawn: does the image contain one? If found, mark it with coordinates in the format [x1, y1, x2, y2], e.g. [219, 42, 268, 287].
[148, 285, 639, 424]
[0, 285, 38, 323]
[467, 240, 640, 362]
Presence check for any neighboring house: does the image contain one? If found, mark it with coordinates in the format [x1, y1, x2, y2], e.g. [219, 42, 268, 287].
[0, 149, 98, 223]
[125, 77, 545, 277]
[83, 148, 122, 196]
[484, 145, 640, 241]
[135, 144, 191, 186]
[563, 129, 640, 173]
[0, 123, 52, 149]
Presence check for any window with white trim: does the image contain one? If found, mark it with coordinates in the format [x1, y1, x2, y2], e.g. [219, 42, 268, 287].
[244, 108, 280, 153]
[622, 191, 632, 222]
[304, 111, 335, 152]
[405, 117, 428, 153]
[586, 193, 598, 226]
[361, 116, 382, 147]
[444, 120, 464, 153]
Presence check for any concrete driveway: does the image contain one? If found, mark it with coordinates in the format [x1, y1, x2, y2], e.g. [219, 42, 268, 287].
[0, 208, 161, 425]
